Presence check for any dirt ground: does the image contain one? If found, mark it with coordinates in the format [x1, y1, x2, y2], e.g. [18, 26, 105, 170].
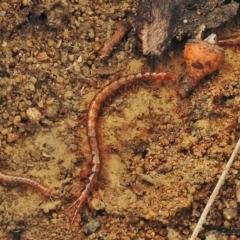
[1, 1, 240, 240]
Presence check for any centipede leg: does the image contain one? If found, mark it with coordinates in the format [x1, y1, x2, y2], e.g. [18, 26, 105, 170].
[63, 197, 85, 227]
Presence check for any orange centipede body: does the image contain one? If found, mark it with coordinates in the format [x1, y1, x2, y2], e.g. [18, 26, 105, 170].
[65, 71, 174, 225]
[0, 169, 51, 195]
[216, 34, 240, 47]
[99, 21, 132, 58]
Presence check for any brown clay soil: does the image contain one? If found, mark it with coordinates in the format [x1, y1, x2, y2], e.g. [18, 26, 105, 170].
[1, 1, 240, 240]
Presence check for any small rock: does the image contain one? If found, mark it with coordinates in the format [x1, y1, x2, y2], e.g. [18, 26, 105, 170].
[37, 52, 49, 62]
[48, 39, 55, 47]
[25, 82, 35, 91]
[205, 234, 217, 240]
[2, 112, 9, 119]
[60, 51, 68, 63]
[88, 28, 95, 40]
[22, 0, 31, 6]
[26, 107, 41, 123]
[69, 144, 77, 151]
[89, 197, 105, 211]
[11, 229, 23, 240]
[116, 51, 127, 62]
[83, 219, 101, 235]
[235, 180, 240, 202]
[45, 104, 59, 119]
[40, 118, 53, 126]
[40, 200, 61, 214]
[73, 61, 81, 72]
[68, 54, 74, 62]
[144, 210, 157, 220]
[91, 41, 101, 52]
[131, 183, 146, 196]
[167, 228, 183, 240]
[223, 207, 238, 220]
[7, 133, 19, 143]
[63, 90, 73, 100]
[13, 115, 21, 126]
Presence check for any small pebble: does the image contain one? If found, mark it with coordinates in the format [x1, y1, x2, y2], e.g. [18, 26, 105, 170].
[26, 107, 41, 123]
[60, 51, 68, 63]
[223, 220, 231, 228]
[144, 210, 156, 220]
[13, 116, 21, 126]
[2, 112, 9, 119]
[92, 41, 101, 52]
[63, 90, 73, 100]
[7, 133, 19, 143]
[167, 228, 183, 240]
[48, 39, 55, 47]
[37, 52, 49, 62]
[45, 104, 59, 118]
[68, 54, 74, 62]
[69, 144, 77, 151]
[88, 28, 95, 40]
[83, 219, 101, 235]
[223, 208, 238, 220]
[11, 229, 23, 240]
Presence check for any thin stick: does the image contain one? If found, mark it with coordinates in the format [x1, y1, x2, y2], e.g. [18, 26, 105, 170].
[189, 138, 240, 240]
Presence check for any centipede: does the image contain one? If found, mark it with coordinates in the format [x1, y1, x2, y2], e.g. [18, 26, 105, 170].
[0, 169, 50, 195]
[99, 21, 132, 58]
[216, 34, 240, 47]
[64, 71, 174, 225]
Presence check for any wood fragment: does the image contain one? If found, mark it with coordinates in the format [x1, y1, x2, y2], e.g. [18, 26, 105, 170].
[136, 0, 185, 56]
[136, 0, 239, 57]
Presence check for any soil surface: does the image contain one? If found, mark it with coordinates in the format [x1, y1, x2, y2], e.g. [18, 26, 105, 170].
[1, 1, 240, 240]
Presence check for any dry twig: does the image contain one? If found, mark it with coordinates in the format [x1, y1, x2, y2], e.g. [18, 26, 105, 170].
[189, 138, 240, 240]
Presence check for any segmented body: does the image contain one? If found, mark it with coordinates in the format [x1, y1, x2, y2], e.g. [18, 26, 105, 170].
[216, 35, 240, 47]
[0, 170, 50, 195]
[99, 21, 132, 58]
[66, 71, 174, 225]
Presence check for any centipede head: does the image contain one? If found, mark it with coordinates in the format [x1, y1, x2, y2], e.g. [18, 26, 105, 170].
[179, 38, 225, 97]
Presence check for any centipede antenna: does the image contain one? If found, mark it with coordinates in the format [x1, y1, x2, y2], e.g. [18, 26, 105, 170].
[189, 138, 240, 240]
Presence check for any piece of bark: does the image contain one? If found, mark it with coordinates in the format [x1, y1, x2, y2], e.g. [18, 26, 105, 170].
[177, 1, 239, 36]
[136, 0, 186, 56]
[136, 0, 239, 57]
